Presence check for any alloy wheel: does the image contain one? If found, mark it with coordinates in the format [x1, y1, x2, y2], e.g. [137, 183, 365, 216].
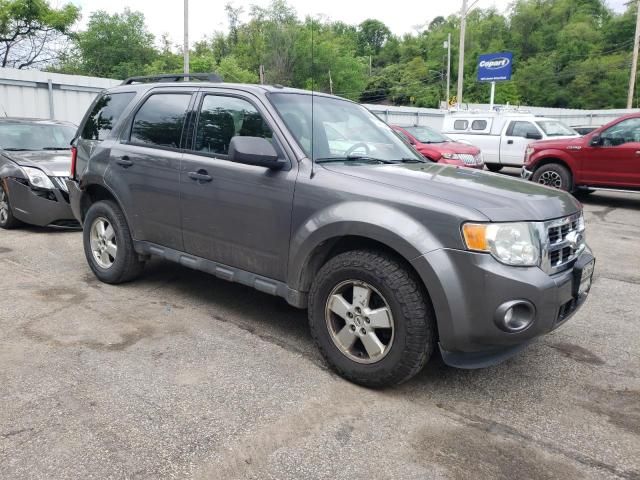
[90, 217, 118, 269]
[538, 171, 563, 189]
[0, 188, 8, 224]
[325, 280, 395, 364]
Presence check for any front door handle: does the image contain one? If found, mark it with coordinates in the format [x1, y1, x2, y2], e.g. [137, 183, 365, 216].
[116, 156, 133, 167]
[188, 170, 213, 182]
[507, 140, 514, 145]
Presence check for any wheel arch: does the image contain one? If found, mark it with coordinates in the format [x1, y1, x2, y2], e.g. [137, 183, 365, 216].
[80, 183, 129, 225]
[530, 155, 575, 189]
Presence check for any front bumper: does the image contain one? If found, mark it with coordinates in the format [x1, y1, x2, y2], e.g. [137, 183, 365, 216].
[411, 247, 594, 368]
[521, 167, 534, 180]
[5, 178, 78, 228]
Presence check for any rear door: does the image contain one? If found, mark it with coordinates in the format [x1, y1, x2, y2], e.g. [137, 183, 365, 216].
[582, 117, 640, 187]
[179, 90, 296, 281]
[501, 120, 542, 166]
[107, 90, 194, 250]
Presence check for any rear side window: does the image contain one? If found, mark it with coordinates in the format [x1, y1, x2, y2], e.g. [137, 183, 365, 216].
[130, 94, 191, 149]
[472, 120, 487, 130]
[81, 92, 135, 141]
[454, 120, 468, 130]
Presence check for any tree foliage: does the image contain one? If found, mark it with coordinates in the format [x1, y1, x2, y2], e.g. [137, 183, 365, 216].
[0, 0, 79, 69]
[55, 0, 639, 109]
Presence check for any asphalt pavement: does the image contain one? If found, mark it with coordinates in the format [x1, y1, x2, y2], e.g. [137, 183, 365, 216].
[0, 186, 638, 479]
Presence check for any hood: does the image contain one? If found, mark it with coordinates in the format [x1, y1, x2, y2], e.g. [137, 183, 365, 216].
[530, 136, 584, 150]
[417, 141, 480, 159]
[2, 150, 72, 177]
[321, 162, 581, 222]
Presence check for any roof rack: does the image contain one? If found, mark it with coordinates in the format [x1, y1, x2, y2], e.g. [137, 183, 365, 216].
[121, 73, 223, 85]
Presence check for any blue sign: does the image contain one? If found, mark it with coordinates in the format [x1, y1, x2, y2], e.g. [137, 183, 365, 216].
[478, 52, 513, 82]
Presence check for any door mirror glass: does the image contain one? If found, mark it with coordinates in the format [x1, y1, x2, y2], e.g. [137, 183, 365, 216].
[228, 136, 284, 169]
[590, 134, 602, 147]
[526, 131, 543, 140]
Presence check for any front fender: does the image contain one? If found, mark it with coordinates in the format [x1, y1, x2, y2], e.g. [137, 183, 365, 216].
[529, 149, 576, 172]
[288, 201, 444, 291]
[0, 157, 26, 181]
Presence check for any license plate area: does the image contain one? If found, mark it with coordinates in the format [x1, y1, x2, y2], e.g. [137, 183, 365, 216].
[573, 258, 595, 299]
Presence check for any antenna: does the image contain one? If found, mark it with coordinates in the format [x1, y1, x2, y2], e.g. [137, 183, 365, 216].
[310, 17, 315, 179]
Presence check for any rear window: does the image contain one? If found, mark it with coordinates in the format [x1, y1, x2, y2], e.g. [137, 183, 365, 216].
[454, 120, 468, 130]
[81, 92, 135, 141]
[130, 94, 191, 149]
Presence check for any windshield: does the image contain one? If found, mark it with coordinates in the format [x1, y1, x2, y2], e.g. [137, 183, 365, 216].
[0, 123, 76, 151]
[269, 93, 423, 164]
[535, 121, 577, 137]
[404, 126, 449, 144]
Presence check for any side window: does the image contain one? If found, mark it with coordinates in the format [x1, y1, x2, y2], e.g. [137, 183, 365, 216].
[130, 94, 191, 148]
[454, 120, 469, 131]
[601, 118, 640, 146]
[508, 121, 539, 138]
[472, 120, 487, 131]
[81, 92, 135, 141]
[194, 95, 273, 156]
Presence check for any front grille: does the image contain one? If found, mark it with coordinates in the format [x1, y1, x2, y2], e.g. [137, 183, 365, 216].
[557, 298, 578, 323]
[542, 212, 585, 274]
[457, 153, 481, 166]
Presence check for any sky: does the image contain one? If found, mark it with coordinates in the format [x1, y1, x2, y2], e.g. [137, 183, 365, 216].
[70, 0, 628, 47]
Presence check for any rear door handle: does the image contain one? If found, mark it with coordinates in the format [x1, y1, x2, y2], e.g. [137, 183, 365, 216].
[188, 170, 213, 182]
[116, 156, 133, 167]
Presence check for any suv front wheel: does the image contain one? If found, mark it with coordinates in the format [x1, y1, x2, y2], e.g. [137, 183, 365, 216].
[83, 200, 145, 284]
[309, 250, 436, 388]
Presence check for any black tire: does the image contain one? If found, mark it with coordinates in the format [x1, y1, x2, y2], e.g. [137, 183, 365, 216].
[532, 163, 572, 191]
[83, 200, 144, 284]
[0, 182, 22, 229]
[309, 250, 436, 388]
[486, 164, 503, 172]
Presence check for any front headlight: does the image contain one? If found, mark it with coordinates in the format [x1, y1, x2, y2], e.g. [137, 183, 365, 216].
[22, 167, 55, 190]
[441, 153, 460, 160]
[462, 222, 540, 266]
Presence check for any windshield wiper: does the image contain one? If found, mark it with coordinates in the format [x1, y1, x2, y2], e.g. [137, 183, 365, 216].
[316, 155, 396, 164]
[2, 147, 34, 151]
[43, 147, 71, 150]
[396, 158, 425, 164]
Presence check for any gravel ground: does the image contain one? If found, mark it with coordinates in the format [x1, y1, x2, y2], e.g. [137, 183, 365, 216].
[0, 187, 638, 480]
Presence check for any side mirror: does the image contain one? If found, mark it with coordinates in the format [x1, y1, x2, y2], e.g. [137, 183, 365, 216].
[526, 132, 543, 140]
[590, 135, 602, 147]
[228, 136, 285, 170]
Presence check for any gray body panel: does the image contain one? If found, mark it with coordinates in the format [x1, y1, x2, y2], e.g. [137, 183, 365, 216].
[68, 82, 593, 367]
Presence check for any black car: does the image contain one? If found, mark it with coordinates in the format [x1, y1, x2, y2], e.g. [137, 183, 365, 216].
[0, 118, 78, 229]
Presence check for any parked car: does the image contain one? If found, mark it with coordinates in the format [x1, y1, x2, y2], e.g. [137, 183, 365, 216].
[572, 125, 599, 136]
[67, 75, 595, 387]
[442, 111, 579, 172]
[522, 113, 640, 192]
[0, 118, 78, 229]
[391, 125, 484, 169]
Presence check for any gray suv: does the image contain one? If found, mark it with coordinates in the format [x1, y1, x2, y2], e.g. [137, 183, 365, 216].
[67, 75, 595, 387]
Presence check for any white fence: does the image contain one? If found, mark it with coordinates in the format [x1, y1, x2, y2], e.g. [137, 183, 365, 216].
[0, 67, 119, 125]
[364, 103, 640, 130]
[0, 67, 636, 130]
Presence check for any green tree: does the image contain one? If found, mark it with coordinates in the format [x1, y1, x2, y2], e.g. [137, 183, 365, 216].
[358, 19, 391, 55]
[0, 0, 79, 69]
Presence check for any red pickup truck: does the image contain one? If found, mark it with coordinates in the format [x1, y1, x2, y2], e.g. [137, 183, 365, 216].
[522, 113, 640, 192]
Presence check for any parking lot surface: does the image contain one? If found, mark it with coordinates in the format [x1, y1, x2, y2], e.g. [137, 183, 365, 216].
[0, 189, 639, 480]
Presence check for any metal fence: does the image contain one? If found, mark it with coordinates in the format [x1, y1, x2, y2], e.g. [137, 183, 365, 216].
[0, 67, 120, 125]
[363, 103, 640, 130]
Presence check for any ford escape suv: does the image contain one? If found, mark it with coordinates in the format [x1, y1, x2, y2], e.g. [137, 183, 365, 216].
[67, 74, 595, 387]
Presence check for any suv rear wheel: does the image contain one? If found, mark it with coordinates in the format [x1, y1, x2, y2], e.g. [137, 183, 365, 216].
[309, 250, 435, 388]
[0, 183, 21, 229]
[532, 163, 572, 191]
[83, 200, 144, 284]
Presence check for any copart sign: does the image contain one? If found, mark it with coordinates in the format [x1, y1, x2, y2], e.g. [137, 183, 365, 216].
[478, 52, 513, 82]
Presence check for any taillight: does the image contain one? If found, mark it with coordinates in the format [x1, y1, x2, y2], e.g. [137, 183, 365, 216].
[70, 146, 78, 179]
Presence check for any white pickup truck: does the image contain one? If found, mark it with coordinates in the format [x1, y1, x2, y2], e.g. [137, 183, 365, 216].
[441, 111, 579, 172]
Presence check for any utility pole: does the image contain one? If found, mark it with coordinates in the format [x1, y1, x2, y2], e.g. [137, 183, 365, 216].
[329, 70, 333, 94]
[183, 0, 189, 76]
[445, 33, 451, 106]
[259, 65, 265, 84]
[369, 55, 372, 76]
[457, 0, 468, 106]
[628, 0, 640, 109]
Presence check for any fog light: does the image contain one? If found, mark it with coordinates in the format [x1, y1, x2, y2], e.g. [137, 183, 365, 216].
[494, 300, 536, 333]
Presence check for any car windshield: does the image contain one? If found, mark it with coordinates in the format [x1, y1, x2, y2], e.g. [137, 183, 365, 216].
[269, 93, 424, 164]
[0, 123, 76, 151]
[403, 126, 449, 144]
[535, 121, 577, 137]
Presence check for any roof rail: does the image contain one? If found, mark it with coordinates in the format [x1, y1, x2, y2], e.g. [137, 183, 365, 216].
[121, 73, 223, 85]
